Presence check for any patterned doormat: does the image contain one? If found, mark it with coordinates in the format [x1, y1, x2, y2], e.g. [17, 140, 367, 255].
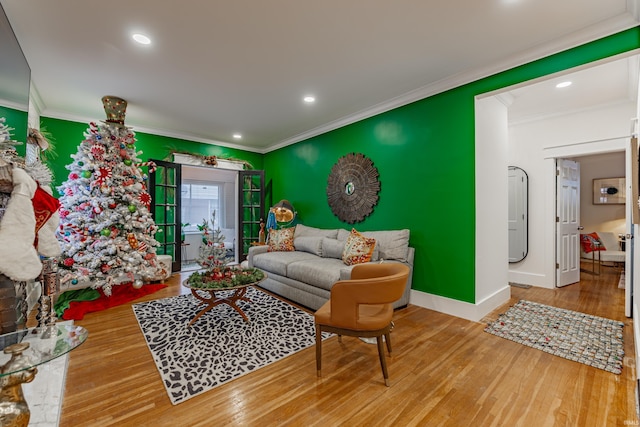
[133, 286, 324, 405]
[484, 300, 624, 374]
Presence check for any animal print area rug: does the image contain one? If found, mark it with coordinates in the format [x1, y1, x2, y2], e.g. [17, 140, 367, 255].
[485, 300, 624, 374]
[133, 286, 322, 405]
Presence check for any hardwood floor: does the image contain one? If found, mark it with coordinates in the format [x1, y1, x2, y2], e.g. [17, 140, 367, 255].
[58, 263, 637, 426]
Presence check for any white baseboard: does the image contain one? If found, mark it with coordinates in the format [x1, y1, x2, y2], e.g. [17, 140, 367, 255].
[508, 270, 553, 289]
[410, 285, 511, 322]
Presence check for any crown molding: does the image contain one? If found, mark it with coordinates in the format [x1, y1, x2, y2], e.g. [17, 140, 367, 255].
[39, 109, 266, 154]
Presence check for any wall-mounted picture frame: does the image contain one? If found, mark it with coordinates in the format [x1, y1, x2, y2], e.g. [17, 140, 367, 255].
[593, 177, 625, 205]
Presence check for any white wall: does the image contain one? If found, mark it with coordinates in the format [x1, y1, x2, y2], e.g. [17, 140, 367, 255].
[475, 96, 511, 314]
[507, 101, 634, 288]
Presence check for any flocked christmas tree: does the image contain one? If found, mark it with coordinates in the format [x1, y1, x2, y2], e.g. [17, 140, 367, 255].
[56, 96, 163, 294]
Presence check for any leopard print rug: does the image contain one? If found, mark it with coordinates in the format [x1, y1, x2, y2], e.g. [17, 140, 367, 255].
[133, 286, 324, 404]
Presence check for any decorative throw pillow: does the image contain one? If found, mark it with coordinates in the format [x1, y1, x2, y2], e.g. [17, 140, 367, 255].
[342, 228, 376, 266]
[268, 227, 295, 252]
[580, 232, 605, 253]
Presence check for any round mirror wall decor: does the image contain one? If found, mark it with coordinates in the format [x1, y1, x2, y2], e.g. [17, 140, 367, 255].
[326, 152, 380, 223]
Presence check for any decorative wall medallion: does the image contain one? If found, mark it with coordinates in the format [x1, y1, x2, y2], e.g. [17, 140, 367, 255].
[326, 153, 380, 223]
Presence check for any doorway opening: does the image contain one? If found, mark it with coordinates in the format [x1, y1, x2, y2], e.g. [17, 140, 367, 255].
[475, 52, 638, 315]
[180, 165, 239, 271]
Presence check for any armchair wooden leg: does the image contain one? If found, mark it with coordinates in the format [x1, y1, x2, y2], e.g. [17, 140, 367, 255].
[384, 331, 392, 356]
[376, 335, 390, 387]
[315, 324, 322, 377]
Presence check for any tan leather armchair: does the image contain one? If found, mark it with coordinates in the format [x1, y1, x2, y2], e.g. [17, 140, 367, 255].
[314, 263, 410, 386]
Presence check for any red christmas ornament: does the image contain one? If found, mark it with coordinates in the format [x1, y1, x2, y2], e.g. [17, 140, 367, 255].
[95, 166, 112, 185]
[139, 193, 151, 207]
[63, 258, 74, 267]
[69, 172, 79, 180]
[90, 145, 106, 160]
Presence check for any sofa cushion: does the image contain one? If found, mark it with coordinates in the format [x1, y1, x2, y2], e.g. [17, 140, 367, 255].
[287, 258, 352, 291]
[294, 236, 323, 256]
[294, 224, 339, 239]
[251, 250, 317, 276]
[339, 228, 410, 262]
[342, 229, 376, 266]
[321, 238, 345, 259]
[268, 227, 295, 252]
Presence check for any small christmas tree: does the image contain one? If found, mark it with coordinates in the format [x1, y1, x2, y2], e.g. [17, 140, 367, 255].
[56, 96, 163, 294]
[196, 211, 233, 269]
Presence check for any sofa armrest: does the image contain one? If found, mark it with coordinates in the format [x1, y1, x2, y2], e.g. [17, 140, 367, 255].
[247, 245, 268, 268]
[406, 247, 415, 266]
[339, 266, 355, 281]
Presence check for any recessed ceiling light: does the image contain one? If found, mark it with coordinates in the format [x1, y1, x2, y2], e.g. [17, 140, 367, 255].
[132, 33, 151, 45]
[303, 96, 316, 103]
[556, 81, 572, 88]
[232, 133, 242, 139]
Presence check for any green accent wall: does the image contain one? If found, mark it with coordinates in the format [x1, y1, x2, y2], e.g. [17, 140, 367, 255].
[0, 105, 27, 157]
[264, 27, 640, 304]
[40, 117, 263, 190]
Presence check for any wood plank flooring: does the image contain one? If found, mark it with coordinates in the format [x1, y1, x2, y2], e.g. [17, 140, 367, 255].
[57, 263, 637, 426]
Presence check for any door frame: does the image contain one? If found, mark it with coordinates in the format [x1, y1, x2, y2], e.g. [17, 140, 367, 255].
[149, 159, 182, 273]
[545, 139, 631, 301]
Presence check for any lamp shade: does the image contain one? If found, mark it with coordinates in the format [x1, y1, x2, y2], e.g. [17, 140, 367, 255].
[273, 199, 295, 223]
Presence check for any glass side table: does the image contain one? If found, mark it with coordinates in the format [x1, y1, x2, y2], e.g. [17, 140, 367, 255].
[0, 324, 88, 427]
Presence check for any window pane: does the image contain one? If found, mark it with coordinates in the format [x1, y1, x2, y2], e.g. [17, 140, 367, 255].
[181, 181, 224, 229]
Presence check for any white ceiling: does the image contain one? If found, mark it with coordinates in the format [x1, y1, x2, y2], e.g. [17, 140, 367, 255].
[506, 54, 639, 125]
[1, 0, 639, 153]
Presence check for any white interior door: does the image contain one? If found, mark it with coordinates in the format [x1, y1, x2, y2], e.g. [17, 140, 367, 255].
[556, 159, 581, 287]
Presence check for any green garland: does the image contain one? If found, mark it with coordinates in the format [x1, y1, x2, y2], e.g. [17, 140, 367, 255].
[186, 267, 265, 289]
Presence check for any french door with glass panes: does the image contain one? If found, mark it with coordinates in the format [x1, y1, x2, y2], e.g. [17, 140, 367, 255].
[238, 170, 265, 261]
[149, 160, 182, 272]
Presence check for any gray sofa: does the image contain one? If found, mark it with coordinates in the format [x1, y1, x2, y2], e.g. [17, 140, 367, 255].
[247, 224, 414, 311]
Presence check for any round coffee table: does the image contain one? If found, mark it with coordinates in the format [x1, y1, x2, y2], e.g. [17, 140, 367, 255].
[182, 271, 266, 326]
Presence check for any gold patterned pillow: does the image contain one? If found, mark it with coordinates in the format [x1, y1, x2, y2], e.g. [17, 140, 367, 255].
[342, 228, 376, 266]
[268, 227, 295, 252]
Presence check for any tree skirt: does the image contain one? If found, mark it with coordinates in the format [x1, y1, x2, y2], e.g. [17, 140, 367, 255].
[133, 286, 326, 405]
[58, 283, 167, 320]
[485, 300, 624, 374]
